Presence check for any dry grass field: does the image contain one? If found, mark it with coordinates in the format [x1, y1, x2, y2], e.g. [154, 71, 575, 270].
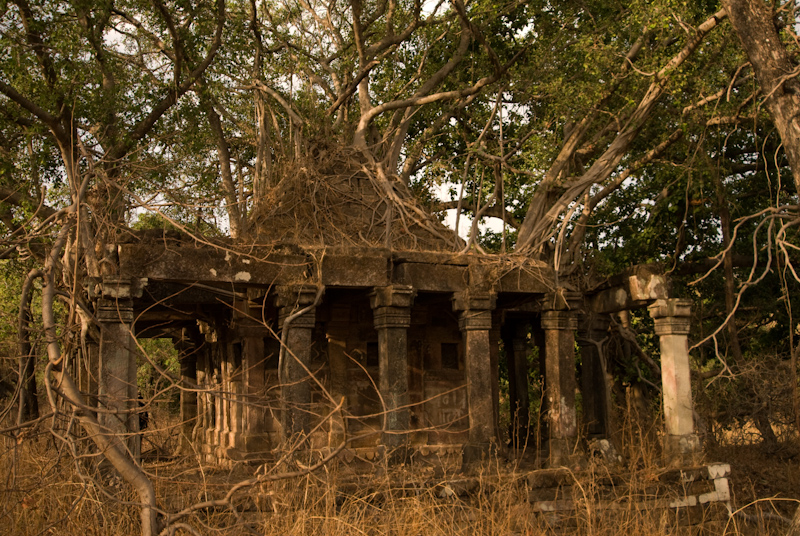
[2, 407, 798, 536]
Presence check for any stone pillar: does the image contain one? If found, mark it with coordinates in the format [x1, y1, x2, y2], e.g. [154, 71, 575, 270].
[236, 321, 271, 456]
[502, 320, 531, 448]
[80, 340, 100, 417]
[96, 277, 139, 460]
[489, 312, 502, 444]
[326, 304, 351, 447]
[369, 285, 415, 452]
[453, 291, 497, 458]
[177, 337, 198, 453]
[578, 315, 612, 438]
[194, 345, 209, 456]
[648, 299, 699, 461]
[540, 291, 581, 466]
[277, 286, 319, 442]
[224, 341, 244, 452]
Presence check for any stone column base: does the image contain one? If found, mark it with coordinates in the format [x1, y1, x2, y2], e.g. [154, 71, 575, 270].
[664, 433, 701, 465]
[461, 442, 498, 467]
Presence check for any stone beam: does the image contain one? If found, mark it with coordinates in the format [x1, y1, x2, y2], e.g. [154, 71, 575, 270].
[588, 269, 671, 314]
[118, 243, 308, 286]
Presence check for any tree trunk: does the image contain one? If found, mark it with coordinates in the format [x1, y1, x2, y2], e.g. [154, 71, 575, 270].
[722, 0, 800, 195]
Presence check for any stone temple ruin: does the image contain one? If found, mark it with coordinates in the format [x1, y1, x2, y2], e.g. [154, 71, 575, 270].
[89, 156, 702, 472]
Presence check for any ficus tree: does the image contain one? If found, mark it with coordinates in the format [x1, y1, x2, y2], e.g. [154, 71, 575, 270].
[2, 0, 800, 533]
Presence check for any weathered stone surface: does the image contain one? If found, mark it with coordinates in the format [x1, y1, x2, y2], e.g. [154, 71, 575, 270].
[649, 298, 697, 462]
[321, 254, 389, 287]
[394, 262, 467, 291]
[119, 243, 309, 286]
[453, 291, 497, 450]
[540, 291, 581, 466]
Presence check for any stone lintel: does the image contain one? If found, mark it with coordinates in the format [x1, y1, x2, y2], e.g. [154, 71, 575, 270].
[118, 242, 309, 285]
[394, 263, 467, 292]
[321, 255, 389, 287]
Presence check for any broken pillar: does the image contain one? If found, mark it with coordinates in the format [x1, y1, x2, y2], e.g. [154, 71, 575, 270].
[369, 285, 415, 454]
[540, 291, 581, 466]
[453, 290, 497, 460]
[277, 286, 319, 443]
[96, 276, 139, 460]
[648, 298, 699, 462]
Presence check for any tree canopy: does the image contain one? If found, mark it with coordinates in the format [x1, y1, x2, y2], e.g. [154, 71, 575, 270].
[2, 0, 800, 533]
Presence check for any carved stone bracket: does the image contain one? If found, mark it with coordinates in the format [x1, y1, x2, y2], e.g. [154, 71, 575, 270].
[452, 290, 496, 331]
[369, 285, 415, 329]
[276, 285, 320, 329]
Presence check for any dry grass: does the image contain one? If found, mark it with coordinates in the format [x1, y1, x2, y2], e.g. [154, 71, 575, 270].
[1, 409, 798, 536]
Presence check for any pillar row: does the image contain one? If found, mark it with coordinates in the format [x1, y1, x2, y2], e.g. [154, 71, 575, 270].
[648, 298, 699, 461]
[453, 291, 497, 454]
[370, 285, 415, 450]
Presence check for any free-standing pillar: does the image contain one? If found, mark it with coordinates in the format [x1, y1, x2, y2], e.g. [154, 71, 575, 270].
[277, 286, 319, 443]
[453, 291, 497, 457]
[540, 291, 581, 466]
[648, 298, 699, 461]
[96, 277, 140, 460]
[326, 304, 351, 447]
[502, 320, 531, 448]
[578, 315, 612, 438]
[176, 332, 198, 453]
[238, 320, 271, 455]
[369, 285, 415, 451]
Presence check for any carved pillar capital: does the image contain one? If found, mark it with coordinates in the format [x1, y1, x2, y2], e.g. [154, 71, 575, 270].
[370, 285, 414, 330]
[540, 290, 583, 312]
[369, 285, 415, 308]
[276, 285, 320, 329]
[452, 290, 496, 331]
[96, 298, 134, 324]
[452, 290, 496, 313]
[540, 310, 579, 331]
[648, 298, 692, 336]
